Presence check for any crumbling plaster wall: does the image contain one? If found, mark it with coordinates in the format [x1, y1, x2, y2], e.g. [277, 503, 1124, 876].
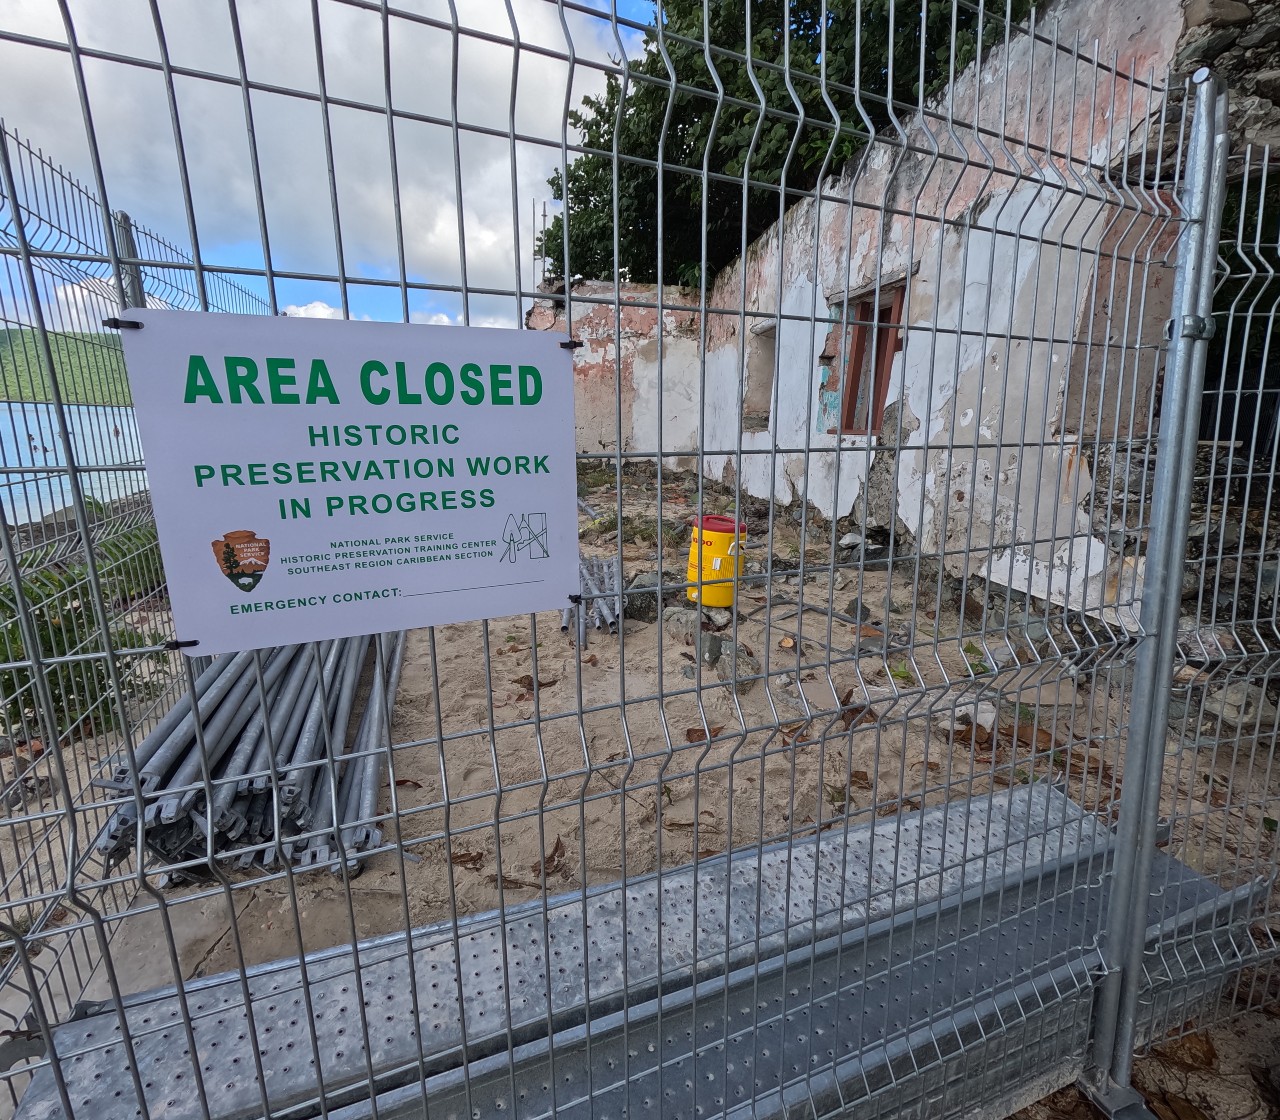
[526, 283, 701, 460]
[533, 0, 1188, 610]
[694, 0, 1185, 606]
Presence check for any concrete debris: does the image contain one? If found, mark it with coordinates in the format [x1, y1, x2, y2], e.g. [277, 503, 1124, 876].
[852, 624, 888, 654]
[844, 600, 873, 624]
[983, 636, 1022, 669]
[1177, 621, 1236, 663]
[624, 571, 665, 623]
[716, 642, 761, 694]
[887, 623, 915, 651]
[698, 630, 724, 668]
[1023, 616, 1050, 645]
[1202, 681, 1278, 728]
[705, 608, 733, 628]
[1218, 519, 1243, 552]
[1172, 662, 1208, 686]
[662, 606, 703, 645]
[933, 700, 999, 737]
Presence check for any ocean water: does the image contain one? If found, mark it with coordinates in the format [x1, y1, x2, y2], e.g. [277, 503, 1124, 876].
[0, 400, 146, 527]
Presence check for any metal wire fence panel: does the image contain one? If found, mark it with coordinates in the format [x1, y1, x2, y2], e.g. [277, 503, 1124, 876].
[1136, 139, 1280, 1047]
[0, 2, 1262, 1119]
[0, 121, 269, 1116]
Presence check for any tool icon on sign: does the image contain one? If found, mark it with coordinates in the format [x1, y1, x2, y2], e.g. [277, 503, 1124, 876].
[501, 513, 549, 563]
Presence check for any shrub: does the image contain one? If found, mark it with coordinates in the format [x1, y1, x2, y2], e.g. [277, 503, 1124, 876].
[0, 526, 166, 738]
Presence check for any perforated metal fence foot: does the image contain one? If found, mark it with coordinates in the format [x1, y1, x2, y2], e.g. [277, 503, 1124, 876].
[11, 786, 1255, 1120]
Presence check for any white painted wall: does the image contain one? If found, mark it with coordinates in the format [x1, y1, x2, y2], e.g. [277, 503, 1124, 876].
[534, 0, 1185, 613]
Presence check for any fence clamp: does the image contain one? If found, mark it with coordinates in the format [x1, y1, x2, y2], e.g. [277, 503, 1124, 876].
[1173, 314, 1215, 341]
[0, 1020, 45, 1069]
[101, 317, 143, 330]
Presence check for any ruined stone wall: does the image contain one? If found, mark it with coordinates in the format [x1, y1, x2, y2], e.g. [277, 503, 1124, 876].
[1174, 0, 1280, 150]
[525, 282, 700, 460]
[532, 0, 1190, 615]
[693, 0, 1185, 611]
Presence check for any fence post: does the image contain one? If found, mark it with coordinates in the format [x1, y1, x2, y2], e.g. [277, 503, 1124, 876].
[1084, 68, 1231, 1117]
[112, 210, 146, 309]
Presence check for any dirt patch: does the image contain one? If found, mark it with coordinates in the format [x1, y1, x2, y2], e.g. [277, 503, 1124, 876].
[1014, 1013, 1280, 1120]
[175, 518, 1106, 972]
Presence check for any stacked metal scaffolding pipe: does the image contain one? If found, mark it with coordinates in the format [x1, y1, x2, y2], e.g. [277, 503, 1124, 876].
[92, 633, 406, 880]
[561, 556, 625, 647]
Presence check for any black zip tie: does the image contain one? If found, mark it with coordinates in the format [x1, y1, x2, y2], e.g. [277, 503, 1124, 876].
[568, 594, 583, 604]
[559, 339, 582, 349]
[163, 639, 200, 650]
[102, 317, 143, 330]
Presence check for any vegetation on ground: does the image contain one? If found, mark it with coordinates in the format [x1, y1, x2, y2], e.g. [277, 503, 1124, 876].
[0, 521, 166, 737]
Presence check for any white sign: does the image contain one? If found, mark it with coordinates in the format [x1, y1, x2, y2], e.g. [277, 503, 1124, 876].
[118, 310, 580, 654]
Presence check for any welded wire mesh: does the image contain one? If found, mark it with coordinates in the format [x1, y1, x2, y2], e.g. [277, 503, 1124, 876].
[0, 121, 270, 1116]
[0, 2, 1260, 1120]
[1138, 143, 1280, 1045]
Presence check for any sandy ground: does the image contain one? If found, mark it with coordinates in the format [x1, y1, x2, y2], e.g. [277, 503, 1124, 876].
[1, 465, 1277, 1120]
[187, 559, 1106, 974]
[6, 466, 1272, 975]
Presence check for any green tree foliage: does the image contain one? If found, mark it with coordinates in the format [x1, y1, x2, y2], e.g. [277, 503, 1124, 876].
[0, 525, 167, 737]
[537, 0, 1031, 287]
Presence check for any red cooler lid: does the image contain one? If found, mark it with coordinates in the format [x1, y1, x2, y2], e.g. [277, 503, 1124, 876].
[696, 514, 746, 534]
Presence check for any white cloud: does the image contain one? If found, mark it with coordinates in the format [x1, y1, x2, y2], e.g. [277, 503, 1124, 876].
[50, 280, 109, 327]
[278, 301, 518, 329]
[409, 305, 518, 330]
[409, 311, 454, 327]
[282, 300, 346, 320]
[0, 0, 623, 306]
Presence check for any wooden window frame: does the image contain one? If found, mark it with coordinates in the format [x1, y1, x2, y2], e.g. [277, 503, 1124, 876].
[839, 285, 905, 436]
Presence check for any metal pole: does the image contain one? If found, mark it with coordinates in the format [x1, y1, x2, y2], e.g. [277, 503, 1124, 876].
[1088, 68, 1230, 1106]
[112, 211, 146, 310]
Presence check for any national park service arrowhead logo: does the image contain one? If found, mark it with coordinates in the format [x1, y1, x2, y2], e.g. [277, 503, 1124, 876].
[212, 530, 270, 593]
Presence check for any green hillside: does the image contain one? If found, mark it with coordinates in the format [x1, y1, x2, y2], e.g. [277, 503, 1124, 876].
[0, 328, 131, 406]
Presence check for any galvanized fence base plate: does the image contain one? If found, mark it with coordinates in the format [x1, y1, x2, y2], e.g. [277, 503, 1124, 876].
[15, 787, 1246, 1120]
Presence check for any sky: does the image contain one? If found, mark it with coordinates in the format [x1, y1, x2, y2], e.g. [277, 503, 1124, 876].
[1, 0, 655, 330]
